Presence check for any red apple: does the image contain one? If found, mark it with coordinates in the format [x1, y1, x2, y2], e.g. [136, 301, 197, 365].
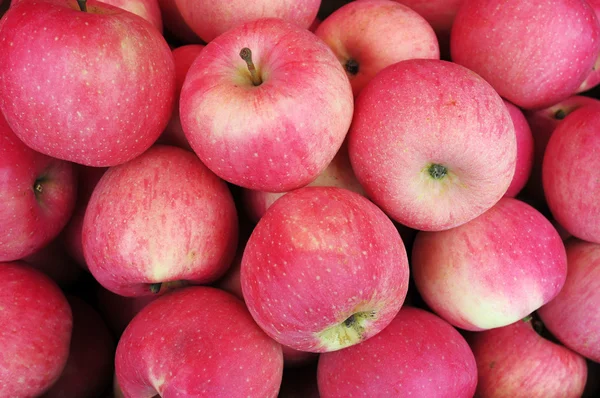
[315, 0, 439, 96]
[241, 187, 410, 352]
[348, 59, 516, 231]
[412, 197, 567, 331]
[522, 95, 599, 207]
[180, 18, 354, 192]
[43, 296, 115, 398]
[22, 236, 82, 287]
[95, 286, 159, 337]
[451, 0, 600, 110]
[468, 317, 587, 397]
[0, 262, 72, 397]
[318, 306, 477, 397]
[83, 145, 238, 297]
[115, 286, 283, 397]
[242, 141, 365, 223]
[538, 239, 600, 362]
[543, 105, 600, 244]
[100, 0, 163, 32]
[0, 0, 176, 167]
[175, 0, 320, 43]
[0, 112, 76, 262]
[503, 100, 534, 198]
[157, 44, 204, 151]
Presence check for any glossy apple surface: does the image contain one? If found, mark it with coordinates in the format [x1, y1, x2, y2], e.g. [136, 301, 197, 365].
[100, 0, 163, 32]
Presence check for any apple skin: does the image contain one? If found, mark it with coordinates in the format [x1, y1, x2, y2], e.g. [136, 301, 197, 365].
[412, 197, 567, 331]
[468, 318, 587, 398]
[82, 145, 239, 297]
[100, 0, 163, 32]
[0, 262, 72, 397]
[42, 296, 115, 398]
[0, 0, 176, 167]
[175, 0, 320, 43]
[180, 18, 354, 192]
[451, 0, 600, 110]
[242, 141, 366, 223]
[543, 106, 600, 244]
[538, 239, 600, 362]
[315, 0, 439, 96]
[157, 44, 204, 151]
[522, 95, 599, 207]
[115, 286, 283, 397]
[348, 59, 516, 231]
[318, 306, 477, 398]
[503, 100, 534, 198]
[241, 186, 410, 353]
[576, 0, 600, 93]
[0, 112, 77, 262]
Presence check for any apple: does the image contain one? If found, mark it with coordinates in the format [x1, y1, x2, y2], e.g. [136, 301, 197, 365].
[522, 95, 599, 207]
[538, 239, 600, 362]
[115, 286, 283, 397]
[157, 44, 204, 151]
[95, 286, 159, 337]
[241, 186, 410, 352]
[42, 296, 115, 398]
[317, 306, 477, 397]
[577, 0, 600, 93]
[100, 0, 163, 32]
[83, 145, 239, 297]
[180, 17, 354, 192]
[451, 0, 600, 110]
[0, 112, 77, 262]
[242, 141, 366, 223]
[22, 236, 82, 287]
[543, 105, 600, 244]
[0, 262, 72, 397]
[503, 100, 534, 198]
[348, 59, 516, 231]
[0, 0, 176, 167]
[315, 0, 440, 96]
[175, 0, 320, 43]
[61, 165, 107, 270]
[468, 316, 587, 397]
[412, 197, 567, 331]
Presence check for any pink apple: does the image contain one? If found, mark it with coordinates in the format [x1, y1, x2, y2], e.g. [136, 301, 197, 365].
[115, 286, 283, 397]
[180, 18, 354, 192]
[577, 0, 600, 93]
[242, 141, 366, 222]
[412, 197, 567, 331]
[315, 0, 439, 96]
[241, 187, 410, 352]
[0, 0, 176, 167]
[0, 262, 72, 397]
[22, 237, 82, 287]
[503, 100, 534, 198]
[538, 239, 600, 362]
[83, 145, 239, 297]
[61, 165, 107, 270]
[522, 95, 599, 207]
[348, 59, 516, 231]
[95, 286, 159, 337]
[43, 296, 115, 398]
[468, 317, 587, 397]
[100, 0, 163, 32]
[157, 44, 204, 151]
[543, 105, 600, 244]
[0, 112, 76, 262]
[318, 306, 477, 397]
[451, 0, 600, 110]
[175, 0, 320, 43]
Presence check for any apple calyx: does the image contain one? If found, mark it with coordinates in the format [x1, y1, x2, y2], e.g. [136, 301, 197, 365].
[427, 163, 448, 180]
[148, 280, 188, 294]
[33, 180, 44, 195]
[344, 59, 359, 76]
[239, 48, 262, 86]
[76, 0, 87, 12]
[554, 109, 566, 120]
[316, 310, 377, 351]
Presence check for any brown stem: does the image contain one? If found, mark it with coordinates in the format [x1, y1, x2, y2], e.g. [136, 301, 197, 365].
[149, 283, 162, 294]
[77, 0, 87, 12]
[239, 47, 262, 86]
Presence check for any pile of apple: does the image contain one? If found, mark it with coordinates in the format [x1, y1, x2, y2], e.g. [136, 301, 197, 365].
[1, 0, 600, 396]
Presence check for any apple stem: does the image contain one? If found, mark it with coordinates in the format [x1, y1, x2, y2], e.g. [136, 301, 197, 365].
[149, 283, 162, 294]
[345, 59, 360, 75]
[77, 0, 87, 12]
[554, 109, 566, 120]
[239, 48, 262, 86]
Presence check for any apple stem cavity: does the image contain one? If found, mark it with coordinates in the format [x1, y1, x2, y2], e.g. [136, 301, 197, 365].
[76, 0, 87, 12]
[554, 109, 566, 120]
[149, 283, 162, 294]
[316, 310, 377, 351]
[344, 59, 360, 75]
[428, 164, 448, 180]
[239, 48, 262, 86]
[33, 182, 43, 194]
